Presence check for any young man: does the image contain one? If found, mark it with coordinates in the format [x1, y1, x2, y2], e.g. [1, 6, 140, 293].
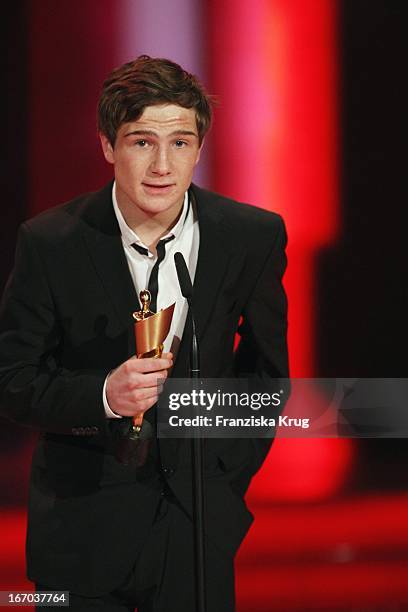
[0, 56, 288, 611]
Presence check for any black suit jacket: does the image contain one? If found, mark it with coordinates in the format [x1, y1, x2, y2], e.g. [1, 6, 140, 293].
[0, 181, 288, 596]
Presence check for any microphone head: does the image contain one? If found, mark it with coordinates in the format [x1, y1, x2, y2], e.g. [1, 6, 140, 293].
[174, 252, 193, 301]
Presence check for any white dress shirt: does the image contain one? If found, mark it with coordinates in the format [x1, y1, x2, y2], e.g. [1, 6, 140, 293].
[103, 182, 200, 418]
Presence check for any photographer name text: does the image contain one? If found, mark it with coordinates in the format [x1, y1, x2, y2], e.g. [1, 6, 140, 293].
[167, 415, 310, 429]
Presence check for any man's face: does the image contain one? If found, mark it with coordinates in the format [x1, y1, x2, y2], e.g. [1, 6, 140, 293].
[100, 104, 202, 217]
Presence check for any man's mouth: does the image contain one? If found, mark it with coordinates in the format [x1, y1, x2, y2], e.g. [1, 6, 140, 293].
[142, 183, 175, 195]
[143, 183, 174, 188]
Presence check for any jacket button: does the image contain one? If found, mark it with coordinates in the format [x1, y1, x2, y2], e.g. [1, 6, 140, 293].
[162, 467, 175, 477]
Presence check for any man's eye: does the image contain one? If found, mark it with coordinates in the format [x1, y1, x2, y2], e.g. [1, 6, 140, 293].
[175, 140, 187, 148]
[135, 140, 148, 147]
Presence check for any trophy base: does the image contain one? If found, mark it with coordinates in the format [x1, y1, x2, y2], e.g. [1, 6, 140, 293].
[115, 419, 154, 467]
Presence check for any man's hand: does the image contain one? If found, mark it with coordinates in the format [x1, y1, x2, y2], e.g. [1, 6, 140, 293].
[106, 352, 173, 417]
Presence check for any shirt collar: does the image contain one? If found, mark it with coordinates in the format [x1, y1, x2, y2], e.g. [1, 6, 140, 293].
[112, 181, 189, 251]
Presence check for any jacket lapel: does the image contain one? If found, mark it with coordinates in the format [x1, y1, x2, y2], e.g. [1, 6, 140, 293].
[190, 186, 232, 341]
[79, 182, 140, 354]
[172, 184, 242, 376]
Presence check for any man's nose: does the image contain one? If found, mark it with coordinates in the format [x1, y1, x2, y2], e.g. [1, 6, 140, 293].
[150, 147, 171, 175]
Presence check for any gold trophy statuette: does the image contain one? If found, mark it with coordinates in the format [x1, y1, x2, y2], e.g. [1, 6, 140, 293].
[130, 290, 175, 439]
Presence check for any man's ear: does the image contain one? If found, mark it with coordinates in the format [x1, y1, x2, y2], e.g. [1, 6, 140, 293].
[99, 133, 115, 164]
[195, 138, 205, 166]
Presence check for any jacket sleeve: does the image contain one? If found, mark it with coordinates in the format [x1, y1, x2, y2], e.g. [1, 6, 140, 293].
[0, 223, 109, 434]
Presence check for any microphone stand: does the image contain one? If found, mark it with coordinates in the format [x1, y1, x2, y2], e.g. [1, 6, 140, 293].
[190, 312, 206, 612]
[174, 252, 206, 612]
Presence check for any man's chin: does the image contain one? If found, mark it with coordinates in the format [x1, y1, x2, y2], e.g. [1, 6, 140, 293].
[137, 197, 181, 216]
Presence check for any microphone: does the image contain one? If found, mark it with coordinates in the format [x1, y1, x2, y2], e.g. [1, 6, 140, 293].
[174, 251, 199, 376]
[174, 251, 193, 305]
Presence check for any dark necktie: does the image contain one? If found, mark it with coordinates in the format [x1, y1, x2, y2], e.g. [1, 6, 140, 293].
[132, 235, 175, 312]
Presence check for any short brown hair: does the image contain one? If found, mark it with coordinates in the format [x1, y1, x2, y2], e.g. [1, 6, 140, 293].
[97, 55, 213, 146]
